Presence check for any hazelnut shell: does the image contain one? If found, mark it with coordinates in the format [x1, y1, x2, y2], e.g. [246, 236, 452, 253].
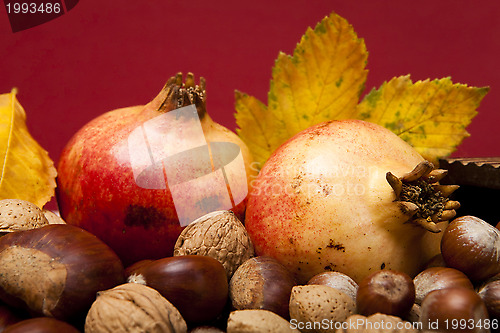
[441, 215, 500, 282]
[477, 275, 500, 319]
[420, 287, 489, 331]
[229, 256, 296, 319]
[413, 267, 473, 305]
[307, 271, 358, 302]
[356, 270, 415, 317]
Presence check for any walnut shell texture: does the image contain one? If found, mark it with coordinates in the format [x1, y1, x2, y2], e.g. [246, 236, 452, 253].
[174, 211, 254, 278]
[85, 283, 187, 333]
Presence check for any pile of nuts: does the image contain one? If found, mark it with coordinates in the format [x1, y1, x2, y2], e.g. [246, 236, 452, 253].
[0, 200, 499, 332]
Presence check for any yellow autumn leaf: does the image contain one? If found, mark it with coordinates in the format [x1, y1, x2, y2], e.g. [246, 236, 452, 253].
[356, 75, 489, 165]
[0, 90, 57, 208]
[235, 12, 368, 167]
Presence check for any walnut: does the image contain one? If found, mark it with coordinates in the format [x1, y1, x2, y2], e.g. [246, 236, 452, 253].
[174, 211, 254, 278]
[85, 283, 187, 333]
[336, 313, 419, 333]
[0, 199, 49, 234]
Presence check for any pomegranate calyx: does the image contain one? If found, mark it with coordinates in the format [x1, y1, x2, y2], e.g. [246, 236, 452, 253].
[156, 72, 207, 117]
[387, 161, 460, 233]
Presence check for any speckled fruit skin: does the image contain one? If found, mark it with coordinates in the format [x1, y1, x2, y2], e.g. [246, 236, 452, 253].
[245, 119, 444, 284]
[56, 79, 255, 266]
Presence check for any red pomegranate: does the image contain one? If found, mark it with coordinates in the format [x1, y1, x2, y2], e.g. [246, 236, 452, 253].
[56, 73, 255, 265]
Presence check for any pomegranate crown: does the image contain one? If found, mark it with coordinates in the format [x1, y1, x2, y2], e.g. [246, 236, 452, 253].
[386, 161, 460, 233]
[156, 72, 207, 116]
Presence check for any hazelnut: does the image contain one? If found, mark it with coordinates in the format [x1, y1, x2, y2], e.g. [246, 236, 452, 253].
[477, 274, 500, 319]
[0, 199, 49, 234]
[3, 317, 80, 333]
[420, 287, 489, 332]
[404, 303, 422, 324]
[0, 224, 124, 321]
[413, 267, 474, 305]
[289, 285, 355, 333]
[227, 309, 299, 333]
[174, 210, 254, 279]
[127, 255, 228, 324]
[338, 313, 419, 333]
[441, 215, 500, 282]
[307, 271, 358, 302]
[356, 270, 415, 318]
[85, 283, 187, 333]
[229, 256, 296, 319]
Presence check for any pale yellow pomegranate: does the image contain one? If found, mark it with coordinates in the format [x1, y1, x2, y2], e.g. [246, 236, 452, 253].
[245, 120, 459, 284]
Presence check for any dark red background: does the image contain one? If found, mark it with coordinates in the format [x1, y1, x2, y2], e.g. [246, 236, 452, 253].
[1, 0, 499, 167]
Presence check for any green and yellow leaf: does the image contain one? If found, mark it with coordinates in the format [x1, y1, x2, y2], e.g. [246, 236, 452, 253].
[356, 76, 489, 164]
[235, 10, 489, 169]
[0, 90, 57, 208]
[235, 12, 368, 167]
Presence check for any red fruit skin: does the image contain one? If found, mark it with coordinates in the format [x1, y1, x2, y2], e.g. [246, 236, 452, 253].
[57, 106, 175, 266]
[57, 107, 247, 267]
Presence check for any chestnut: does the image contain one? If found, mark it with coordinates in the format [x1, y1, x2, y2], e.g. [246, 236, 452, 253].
[229, 256, 296, 319]
[307, 271, 358, 302]
[441, 215, 500, 282]
[356, 270, 415, 317]
[413, 267, 474, 305]
[3, 317, 80, 333]
[127, 255, 228, 324]
[477, 274, 500, 319]
[420, 287, 489, 332]
[0, 224, 125, 321]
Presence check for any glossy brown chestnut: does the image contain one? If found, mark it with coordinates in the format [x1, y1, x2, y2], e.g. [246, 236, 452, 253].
[413, 267, 474, 305]
[356, 270, 415, 317]
[477, 274, 500, 319]
[127, 255, 228, 324]
[0, 224, 125, 321]
[3, 317, 80, 333]
[441, 215, 500, 282]
[420, 287, 489, 333]
[307, 271, 358, 302]
[229, 256, 296, 319]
